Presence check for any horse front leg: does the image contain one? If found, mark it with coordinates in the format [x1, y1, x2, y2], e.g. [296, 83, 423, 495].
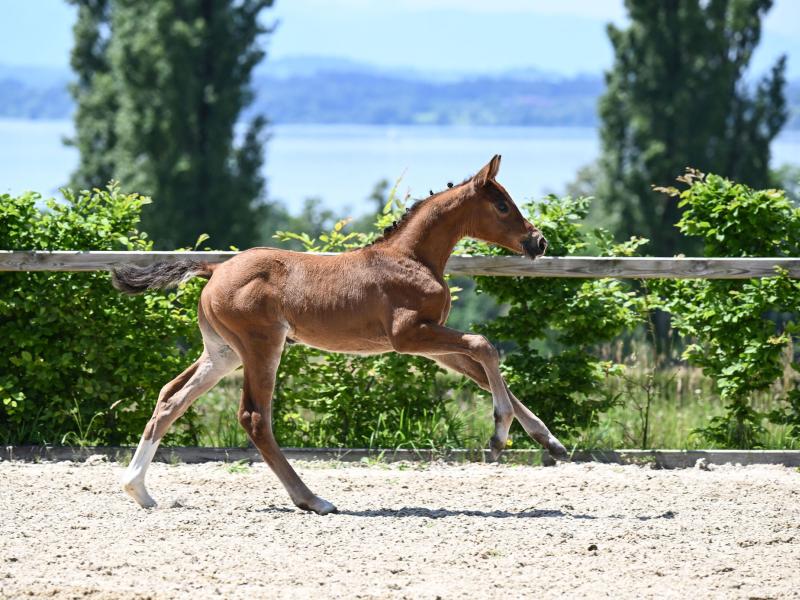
[429, 353, 568, 461]
[391, 322, 513, 460]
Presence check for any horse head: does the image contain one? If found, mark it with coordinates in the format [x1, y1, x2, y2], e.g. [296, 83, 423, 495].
[468, 155, 547, 259]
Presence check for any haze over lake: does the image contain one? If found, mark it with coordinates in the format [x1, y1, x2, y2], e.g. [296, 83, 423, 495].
[1, 119, 798, 218]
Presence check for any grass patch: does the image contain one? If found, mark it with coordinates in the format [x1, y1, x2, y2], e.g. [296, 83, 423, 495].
[581, 365, 800, 450]
[195, 372, 250, 448]
[226, 459, 251, 474]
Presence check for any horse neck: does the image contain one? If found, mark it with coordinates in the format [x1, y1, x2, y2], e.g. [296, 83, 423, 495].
[385, 189, 473, 275]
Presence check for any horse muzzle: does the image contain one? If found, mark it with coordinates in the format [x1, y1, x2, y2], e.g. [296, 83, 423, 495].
[522, 234, 548, 259]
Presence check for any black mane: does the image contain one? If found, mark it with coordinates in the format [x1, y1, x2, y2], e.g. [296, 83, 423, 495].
[365, 177, 471, 247]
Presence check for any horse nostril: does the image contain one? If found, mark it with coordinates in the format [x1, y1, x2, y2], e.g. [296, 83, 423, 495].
[538, 236, 548, 253]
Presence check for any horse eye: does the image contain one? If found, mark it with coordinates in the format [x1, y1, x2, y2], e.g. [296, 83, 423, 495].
[496, 201, 509, 213]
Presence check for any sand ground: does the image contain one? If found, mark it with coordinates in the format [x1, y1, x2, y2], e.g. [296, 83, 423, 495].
[1, 459, 799, 599]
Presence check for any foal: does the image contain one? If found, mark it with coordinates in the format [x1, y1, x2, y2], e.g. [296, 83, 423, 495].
[114, 155, 568, 515]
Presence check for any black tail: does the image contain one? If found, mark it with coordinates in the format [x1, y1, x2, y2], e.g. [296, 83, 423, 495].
[111, 260, 212, 295]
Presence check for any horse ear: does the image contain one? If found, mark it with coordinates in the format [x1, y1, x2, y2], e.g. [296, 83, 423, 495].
[474, 154, 502, 187]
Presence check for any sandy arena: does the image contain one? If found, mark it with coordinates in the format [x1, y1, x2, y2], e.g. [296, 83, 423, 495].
[1, 459, 799, 599]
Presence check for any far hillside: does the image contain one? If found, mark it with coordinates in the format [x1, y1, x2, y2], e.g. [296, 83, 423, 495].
[2, 56, 799, 128]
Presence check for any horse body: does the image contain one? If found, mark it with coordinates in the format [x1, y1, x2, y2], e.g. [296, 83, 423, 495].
[203, 247, 449, 355]
[115, 155, 567, 515]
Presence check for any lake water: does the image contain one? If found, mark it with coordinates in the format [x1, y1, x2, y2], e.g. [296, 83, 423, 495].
[1, 119, 798, 217]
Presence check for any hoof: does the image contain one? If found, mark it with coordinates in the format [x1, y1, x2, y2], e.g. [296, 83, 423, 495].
[123, 481, 158, 508]
[489, 435, 506, 462]
[297, 496, 338, 515]
[547, 437, 570, 462]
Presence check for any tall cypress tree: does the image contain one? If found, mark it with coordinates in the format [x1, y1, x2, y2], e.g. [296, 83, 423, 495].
[65, 0, 118, 189]
[598, 0, 787, 255]
[67, 0, 273, 249]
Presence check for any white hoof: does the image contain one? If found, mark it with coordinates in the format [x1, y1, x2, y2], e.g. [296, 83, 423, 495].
[122, 437, 160, 508]
[123, 479, 158, 508]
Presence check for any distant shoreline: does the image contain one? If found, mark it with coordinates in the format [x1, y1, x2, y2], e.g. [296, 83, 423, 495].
[3, 67, 798, 130]
[2, 117, 800, 134]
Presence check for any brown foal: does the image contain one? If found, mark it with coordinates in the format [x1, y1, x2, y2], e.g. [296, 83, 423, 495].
[114, 155, 568, 515]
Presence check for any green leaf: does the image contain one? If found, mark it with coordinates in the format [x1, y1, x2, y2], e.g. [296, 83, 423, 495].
[193, 233, 210, 250]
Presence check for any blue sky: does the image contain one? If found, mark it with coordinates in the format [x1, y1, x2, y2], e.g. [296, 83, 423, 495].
[1, 0, 798, 77]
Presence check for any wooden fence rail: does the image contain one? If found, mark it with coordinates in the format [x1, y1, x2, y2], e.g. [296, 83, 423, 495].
[2, 250, 800, 279]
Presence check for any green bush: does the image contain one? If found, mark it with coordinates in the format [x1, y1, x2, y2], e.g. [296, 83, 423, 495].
[4, 175, 800, 450]
[274, 349, 461, 449]
[0, 185, 203, 445]
[654, 170, 800, 447]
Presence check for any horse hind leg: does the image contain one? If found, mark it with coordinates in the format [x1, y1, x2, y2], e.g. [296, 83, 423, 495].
[122, 360, 199, 507]
[122, 329, 240, 507]
[236, 329, 337, 515]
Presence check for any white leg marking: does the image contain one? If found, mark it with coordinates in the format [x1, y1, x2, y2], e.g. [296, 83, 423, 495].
[120, 327, 240, 509]
[122, 437, 160, 508]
